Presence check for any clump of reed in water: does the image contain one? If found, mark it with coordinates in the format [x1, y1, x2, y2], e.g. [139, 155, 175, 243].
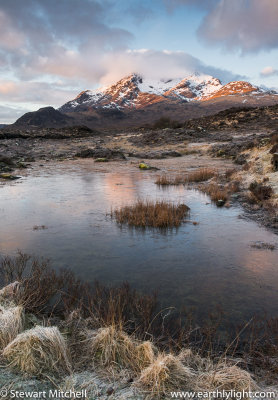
[111, 200, 190, 228]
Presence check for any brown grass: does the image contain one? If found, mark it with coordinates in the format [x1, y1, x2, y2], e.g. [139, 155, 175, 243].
[85, 325, 155, 372]
[135, 353, 194, 397]
[0, 304, 24, 349]
[1, 253, 159, 339]
[155, 175, 173, 186]
[203, 183, 229, 204]
[3, 325, 72, 376]
[196, 364, 257, 393]
[155, 168, 216, 186]
[111, 200, 190, 228]
[187, 168, 216, 183]
[0, 251, 77, 315]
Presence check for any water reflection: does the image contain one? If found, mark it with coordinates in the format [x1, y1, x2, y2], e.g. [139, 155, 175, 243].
[0, 165, 278, 324]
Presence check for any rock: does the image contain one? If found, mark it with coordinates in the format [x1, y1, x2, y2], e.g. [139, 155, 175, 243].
[95, 158, 108, 162]
[234, 154, 247, 165]
[272, 153, 278, 171]
[0, 173, 21, 180]
[216, 199, 226, 207]
[130, 150, 181, 159]
[139, 163, 150, 170]
[16, 161, 28, 169]
[107, 387, 115, 396]
[0, 163, 13, 172]
[161, 150, 182, 158]
[138, 162, 159, 170]
[0, 156, 16, 173]
[76, 147, 126, 161]
[270, 143, 278, 154]
[0, 155, 15, 166]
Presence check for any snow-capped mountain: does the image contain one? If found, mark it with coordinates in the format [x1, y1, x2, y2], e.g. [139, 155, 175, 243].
[59, 73, 267, 113]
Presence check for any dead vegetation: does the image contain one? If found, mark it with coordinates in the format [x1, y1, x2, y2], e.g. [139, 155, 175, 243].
[135, 350, 258, 398]
[201, 183, 229, 204]
[155, 168, 216, 186]
[111, 200, 190, 228]
[3, 325, 72, 376]
[187, 168, 216, 183]
[0, 304, 24, 349]
[85, 325, 155, 372]
[196, 364, 257, 392]
[0, 252, 277, 395]
[135, 353, 194, 396]
[0, 251, 67, 314]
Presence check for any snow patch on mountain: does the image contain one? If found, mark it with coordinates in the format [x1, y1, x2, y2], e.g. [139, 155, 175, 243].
[59, 73, 272, 113]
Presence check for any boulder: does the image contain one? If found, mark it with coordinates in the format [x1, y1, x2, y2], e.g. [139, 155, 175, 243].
[139, 163, 150, 170]
[95, 158, 108, 162]
[139, 163, 159, 170]
[272, 153, 278, 171]
[76, 147, 126, 160]
[0, 173, 21, 180]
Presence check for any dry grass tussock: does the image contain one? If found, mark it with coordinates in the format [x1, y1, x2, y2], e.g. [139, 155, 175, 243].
[155, 168, 216, 186]
[187, 168, 216, 183]
[196, 364, 258, 393]
[3, 325, 71, 376]
[177, 348, 212, 373]
[203, 183, 229, 203]
[85, 325, 155, 372]
[0, 303, 24, 349]
[136, 349, 258, 398]
[184, 351, 258, 395]
[135, 353, 195, 397]
[111, 200, 190, 228]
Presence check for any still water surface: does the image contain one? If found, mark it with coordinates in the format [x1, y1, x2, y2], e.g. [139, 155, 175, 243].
[0, 162, 277, 323]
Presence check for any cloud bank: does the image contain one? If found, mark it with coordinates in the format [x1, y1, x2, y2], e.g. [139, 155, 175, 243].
[0, 0, 244, 123]
[166, 0, 278, 53]
[260, 66, 278, 77]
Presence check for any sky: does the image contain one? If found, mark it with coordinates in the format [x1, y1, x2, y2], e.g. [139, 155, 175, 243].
[0, 0, 278, 123]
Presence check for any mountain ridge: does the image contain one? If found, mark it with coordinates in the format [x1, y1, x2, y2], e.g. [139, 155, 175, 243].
[59, 73, 273, 113]
[4, 73, 278, 132]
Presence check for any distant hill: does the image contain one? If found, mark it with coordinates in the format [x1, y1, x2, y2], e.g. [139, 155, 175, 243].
[12, 106, 74, 129]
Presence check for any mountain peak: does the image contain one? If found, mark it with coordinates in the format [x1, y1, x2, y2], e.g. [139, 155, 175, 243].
[59, 73, 272, 113]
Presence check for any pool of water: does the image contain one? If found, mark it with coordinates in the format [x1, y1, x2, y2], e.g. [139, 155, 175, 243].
[1, 161, 278, 323]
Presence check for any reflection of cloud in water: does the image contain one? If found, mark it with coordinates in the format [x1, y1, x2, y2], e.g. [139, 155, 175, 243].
[240, 246, 278, 278]
[101, 173, 140, 205]
[1, 165, 278, 323]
